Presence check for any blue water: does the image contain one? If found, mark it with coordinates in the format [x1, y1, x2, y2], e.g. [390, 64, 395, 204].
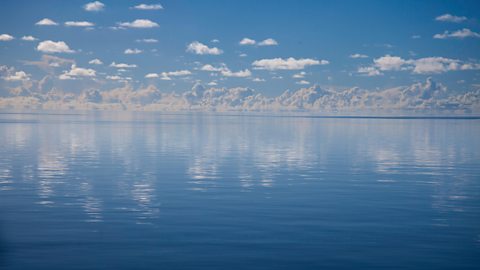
[0, 112, 479, 269]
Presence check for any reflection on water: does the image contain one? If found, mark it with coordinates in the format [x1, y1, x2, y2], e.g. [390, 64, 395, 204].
[0, 112, 479, 269]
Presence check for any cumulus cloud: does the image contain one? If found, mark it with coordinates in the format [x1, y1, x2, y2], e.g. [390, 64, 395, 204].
[124, 48, 142, 54]
[252, 57, 328, 70]
[110, 62, 137, 68]
[132, 4, 163, 10]
[186, 41, 223, 55]
[84, 1, 105, 12]
[252, 78, 265, 82]
[221, 69, 251, 77]
[21, 35, 37, 41]
[145, 70, 192, 80]
[258, 38, 278, 46]
[374, 55, 407, 71]
[296, 80, 310, 85]
[136, 38, 158, 43]
[2, 71, 30, 81]
[434, 28, 480, 39]
[435, 14, 467, 23]
[37, 40, 74, 53]
[35, 18, 58, 26]
[350, 53, 368, 59]
[59, 65, 96, 80]
[200, 64, 225, 72]
[0, 34, 14, 41]
[145, 73, 159, 78]
[118, 19, 159, 28]
[89, 59, 103, 65]
[239, 38, 256, 45]
[65, 21, 95, 27]
[292, 71, 306, 78]
[358, 66, 382, 76]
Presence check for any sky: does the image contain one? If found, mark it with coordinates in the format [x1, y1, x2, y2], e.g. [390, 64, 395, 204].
[0, 0, 480, 113]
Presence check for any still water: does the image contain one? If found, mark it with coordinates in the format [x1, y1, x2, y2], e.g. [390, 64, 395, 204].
[0, 112, 479, 269]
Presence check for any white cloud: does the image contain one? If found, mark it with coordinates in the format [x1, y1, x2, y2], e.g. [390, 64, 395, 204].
[106, 75, 129, 81]
[296, 80, 310, 85]
[145, 73, 159, 78]
[124, 48, 143, 54]
[434, 28, 480, 39]
[221, 69, 251, 77]
[186, 41, 223, 55]
[59, 65, 96, 80]
[435, 14, 467, 23]
[37, 40, 74, 53]
[133, 4, 163, 10]
[89, 58, 103, 65]
[292, 71, 306, 78]
[239, 38, 256, 45]
[211, 39, 220, 43]
[374, 55, 407, 71]
[358, 66, 382, 76]
[207, 81, 218, 86]
[200, 64, 226, 72]
[136, 38, 158, 43]
[110, 62, 137, 68]
[239, 53, 247, 57]
[21, 35, 37, 41]
[411, 35, 421, 39]
[65, 21, 95, 27]
[252, 57, 328, 70]
[350, 53, 368, 59]
[35, 18, 58, 26]
[3, 71, 30, 81]
[252, 78, 265, 82]
[84, 1, 105, 12]
[258, 38, 278, 46]
[118, 19, 159, 28]
[0, 34, 14, 41]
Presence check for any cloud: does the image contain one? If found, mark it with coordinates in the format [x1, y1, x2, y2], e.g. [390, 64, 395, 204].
[23, 55, 75, 72]
[221, 69, 251, 77]
[132, 4, 163, 10]
[37, 40, 74, 53]
[186, 41, 223, 55]
[350, 53, 368, 59]
[145, 70, 192, 80]
[292, 71, 306, 78]
[200, 64, 226, 72]
[0, 34, 14, 41]
[239, 38, 256, 45]
[59, 65, 96, 80]
[411, 35, 421, 39]
[65, 21, 95, 27]
[296, 80, 310, 85]
[211, 39, 220, 43]
[258, 38, 278, 46]
[252, 78, 265, 82]
[145, 73, 159, 78]
[35, 18, 58, 26]
[84, 1, 105, 12]
[252, 57, 328, 70]
[435, 14, 467, 23]
[358, 66, 382, 76]
[374, 55, 407, 71]
[110, 62, 137, 68]
[434, 28, 480, 39]
[89, 58, 103, 65]
[239, 53, 247, 57]
[21, 35, 37, 41]
[118, 19, 159, 28]
[124, 48, 142, 54]
[2, 71, 30, 81]
[136, 38, 158, 43]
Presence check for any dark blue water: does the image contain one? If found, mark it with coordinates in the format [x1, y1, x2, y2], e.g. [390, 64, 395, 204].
[0, 112, 479, 269]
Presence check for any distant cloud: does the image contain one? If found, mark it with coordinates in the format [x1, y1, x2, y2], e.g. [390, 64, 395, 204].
[239, 38, 256, 45]
[186, 41, 223, 55]
[221, 69, 251, 77]
[124, 48, 143, 54]
[21, 35, 38, 41]
[357, 66, 382, 76]
[89, 58, 103, 65]
[411, 35, 421, 39]
[37, 40, 74, 53]
[239, 53, 247, 57]
[118, 19, 159, 28]
[211, 39, 220, 43]
[110, 62, 137, 68]
[435, 14, 467, 23]
[136, 38, 158, 43]
[145, 70, 191, 80]
[132, 3, 163, 10]
[292, 71, 306, 78]
[0, 34, 14, 41]
[35, 18, 58, 26]
[2, 71, 30, 81]
[350, 53, 368, 59]
[434, 28, 480, 39]
[258, 38, 278, 46]
[296, 80, 310, 85]
[145, 73, 159, 78]
[84, 1, 105, 12]
[252, 78, 265, 82]
[200, 64, 226, 72]
[374, 55, 407, 71]
[59, 65, 96, 80]
[252, 57, 328, 70]
[65, 21, 95, 27]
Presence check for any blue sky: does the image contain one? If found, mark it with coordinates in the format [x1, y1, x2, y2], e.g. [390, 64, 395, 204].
[0, 0, 479, 103]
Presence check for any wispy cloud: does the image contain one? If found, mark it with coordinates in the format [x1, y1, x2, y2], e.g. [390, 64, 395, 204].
[434, 28, 480, 39]
[435, 14, 467, 23]
[132, 4, 163, 10]
[252, 57, 328, 70]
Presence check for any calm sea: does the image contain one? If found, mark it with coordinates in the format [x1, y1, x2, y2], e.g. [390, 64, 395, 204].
[0, 112, 479, 269]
